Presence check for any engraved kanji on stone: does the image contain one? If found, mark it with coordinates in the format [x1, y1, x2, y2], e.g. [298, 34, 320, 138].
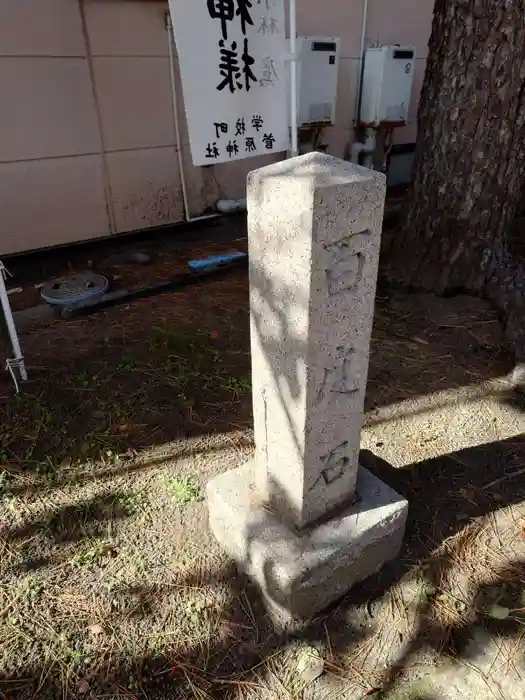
[317, 347, 358, 402]
[309, 441, 350, 491]
[325, 231, 370, 296]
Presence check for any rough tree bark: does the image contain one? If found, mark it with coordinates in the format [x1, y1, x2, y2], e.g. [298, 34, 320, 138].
[386, 0, 525, 359]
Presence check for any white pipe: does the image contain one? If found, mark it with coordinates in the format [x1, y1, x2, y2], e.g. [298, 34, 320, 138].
[289, 0, 299, 157]
[166, 11, 191, 222]
[354, 0, 369, 123]
[216, 198, 247, 213]
[166, 12, 220, 225]
[0, 261, 27, 385]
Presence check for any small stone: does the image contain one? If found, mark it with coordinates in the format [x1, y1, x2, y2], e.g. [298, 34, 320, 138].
[511, 363, 525, 387]
[131, 251, 151, 265]
[77, 679, 90, 694]
[423, 583, 437, 599]
[296, 646, 324, 684]
[487, 604, 510, 620]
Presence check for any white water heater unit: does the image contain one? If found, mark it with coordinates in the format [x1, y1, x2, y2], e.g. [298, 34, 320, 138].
[359, 45, 416, 125]
[294, 36, 340, 126]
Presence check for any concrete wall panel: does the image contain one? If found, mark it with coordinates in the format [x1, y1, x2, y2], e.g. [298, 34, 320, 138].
[0, 58, 100, 162]
[0, 155, 110, 254]
[93, 56, 175, 152]
[0, 0, 84, 57]
[107, 146, 184, 232]
[84, 0, 169, 57]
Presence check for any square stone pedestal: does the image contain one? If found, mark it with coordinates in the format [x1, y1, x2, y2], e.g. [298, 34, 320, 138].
[207, 461, 408, 621]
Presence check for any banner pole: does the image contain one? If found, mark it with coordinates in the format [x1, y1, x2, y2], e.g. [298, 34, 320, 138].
[289, 0, 298, 157]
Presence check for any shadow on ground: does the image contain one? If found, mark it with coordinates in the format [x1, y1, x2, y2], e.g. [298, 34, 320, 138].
[0, 236, 523, 698]
[1, 433, 524, 699]
[0, 247, 514, 477]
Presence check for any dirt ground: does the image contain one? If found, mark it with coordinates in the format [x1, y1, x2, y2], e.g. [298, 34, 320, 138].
[1, 219, 525, 700]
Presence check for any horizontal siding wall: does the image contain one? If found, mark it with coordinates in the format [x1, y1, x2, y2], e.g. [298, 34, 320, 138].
[83, 0, 184, 233]
[0, 0, 434, 255]
[0, 0, 110, 254]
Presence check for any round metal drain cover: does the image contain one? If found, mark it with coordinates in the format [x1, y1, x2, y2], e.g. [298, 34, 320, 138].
[41, 271, 109, 306]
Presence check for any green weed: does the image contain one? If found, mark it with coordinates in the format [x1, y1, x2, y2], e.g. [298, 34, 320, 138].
[161, 475, 201, 507]
[222, 376, 251, 398]
[117, 492, 144, 516]
[21, 576, 45, 601]
[70, 540, 116, 568]
[117, 355, 139, 371]
[0, 470, 11, 498]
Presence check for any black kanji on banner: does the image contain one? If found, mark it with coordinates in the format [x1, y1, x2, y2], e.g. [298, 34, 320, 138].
[214, 122, 229, 138]
[207, 0, 254, 39]
[217, 40, 242, 92]
[208, 0, 257, 92]
[252, 114, 264, 131]
[205, 142, 220, 159]
[236, 0, 254, 35]
[207, 0, 235, 40]
[226, 140, 239, 157]
[241, 38, 257, 91]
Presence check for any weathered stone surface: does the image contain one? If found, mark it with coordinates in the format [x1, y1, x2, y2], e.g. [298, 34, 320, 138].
[207, 462, 408, 620]
[207, 153, 407, 618]
[248, 153, 386, 529]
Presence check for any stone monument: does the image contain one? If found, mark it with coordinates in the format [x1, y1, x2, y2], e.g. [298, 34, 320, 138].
[207, 152, 408, 619]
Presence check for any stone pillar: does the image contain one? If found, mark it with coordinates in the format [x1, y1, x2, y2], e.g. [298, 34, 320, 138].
[249, 153, 384, 529]
[208, 153, 408, 620]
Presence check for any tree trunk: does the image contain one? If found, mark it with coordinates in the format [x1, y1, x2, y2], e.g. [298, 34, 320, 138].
[386, 0, 525, 358]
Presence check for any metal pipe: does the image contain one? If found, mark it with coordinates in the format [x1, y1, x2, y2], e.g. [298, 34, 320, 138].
[289, 0, 299, 157]
[354, 0, 369, 124]
[0, 261, 27, 385]
[165, 12, 220, 225]
[166, 11, 191, 222]
[79, 0, 117, 235]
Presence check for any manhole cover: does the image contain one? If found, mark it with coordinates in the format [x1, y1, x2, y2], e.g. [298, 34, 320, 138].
[41, 272, 109, 306]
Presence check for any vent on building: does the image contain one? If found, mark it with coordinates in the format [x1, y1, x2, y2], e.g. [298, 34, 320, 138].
[309, 102, 333, 123]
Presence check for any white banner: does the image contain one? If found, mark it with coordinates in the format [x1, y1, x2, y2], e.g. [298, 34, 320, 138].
[169, 0, 289, 166]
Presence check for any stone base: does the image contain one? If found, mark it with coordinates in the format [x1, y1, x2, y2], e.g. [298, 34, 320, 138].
[207, 461, 408, 621]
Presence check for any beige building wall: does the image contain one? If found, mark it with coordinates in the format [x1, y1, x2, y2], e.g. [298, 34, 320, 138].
[0, 0, 434, 256]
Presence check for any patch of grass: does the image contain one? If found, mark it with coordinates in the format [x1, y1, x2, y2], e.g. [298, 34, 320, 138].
[150, 324, 197, 356]
[128, 552, 147, 576]
[21, 575, 45, 601]
[161, 475, 201, 507]
[70, 540, 117, 568]
[117, 354, 139, 371]
[182, 595, 212, 629]
[72, 370, 91, 389]
[116, 491, 144, 516]
[102, 449, 121, 467]
[72, 370, 105, 389]
[127, 674, 139, 693]
[67, 649, 85, 665]
[222, 376, 251, 398]
[0, 469, 11, 498]
[35, 456, 56, 477]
